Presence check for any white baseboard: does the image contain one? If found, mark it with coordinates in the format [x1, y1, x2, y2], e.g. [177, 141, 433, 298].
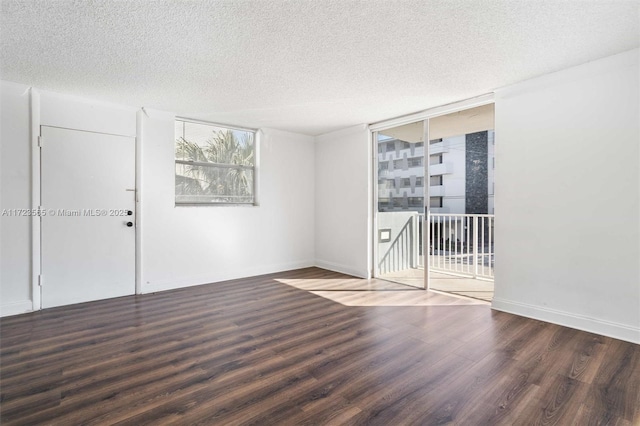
[314, 260, 368, 279]
[142, 260, 316, 293]
[0, 300, 33, 317]
[491, 298, 640, 344]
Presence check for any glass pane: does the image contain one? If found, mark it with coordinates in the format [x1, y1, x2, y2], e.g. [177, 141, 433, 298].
[428, 103, 495, 215]
[377, 122, 425, 214]
[175, 119, 256, 205]
[375, 121, 425, 288]
[175, 121, 255, 167]
[176, 163, 254, 204]
[427, 103, 495, 301]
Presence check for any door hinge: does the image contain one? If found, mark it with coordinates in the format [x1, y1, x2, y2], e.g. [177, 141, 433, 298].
[38, 136, 43, 147]
[38, 274, 43, 287]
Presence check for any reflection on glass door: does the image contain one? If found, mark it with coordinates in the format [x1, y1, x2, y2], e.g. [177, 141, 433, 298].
[375, 122, 426, 288]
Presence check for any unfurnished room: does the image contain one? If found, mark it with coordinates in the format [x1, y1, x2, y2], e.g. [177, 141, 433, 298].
[1, 1, 639, 424]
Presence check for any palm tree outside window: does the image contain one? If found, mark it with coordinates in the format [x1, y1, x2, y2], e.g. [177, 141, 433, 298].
[175, 119, 257, 205]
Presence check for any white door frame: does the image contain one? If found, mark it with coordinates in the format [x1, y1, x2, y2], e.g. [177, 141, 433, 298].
[30, 89, 140, 311]
[30, 89, 42, 310]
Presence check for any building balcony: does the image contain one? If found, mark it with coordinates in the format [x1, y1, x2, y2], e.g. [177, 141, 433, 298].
[429, 163, 451, 175]
[378, 169, 393, 179]
[429, 185, 445, 196]
[430, 206, 450, 213]
[429, 142, 448, 155]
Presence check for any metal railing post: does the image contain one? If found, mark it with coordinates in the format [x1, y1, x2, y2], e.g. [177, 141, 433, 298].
[473, 215, 479, 278]
[412, 215, 418, 268]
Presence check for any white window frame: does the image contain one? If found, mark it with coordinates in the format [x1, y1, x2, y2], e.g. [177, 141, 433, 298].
[175, 117, 259, 206]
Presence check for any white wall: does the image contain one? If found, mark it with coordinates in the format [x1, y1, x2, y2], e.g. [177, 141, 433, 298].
[0, 84, 315, 315]
[377, 211, 418, 271]
[0, 84, 138, 316]
[139, 110, 315, 292]
[0, 82, 32, 316]
[315, 125, 371, 278]
[493, 49, 640, 343]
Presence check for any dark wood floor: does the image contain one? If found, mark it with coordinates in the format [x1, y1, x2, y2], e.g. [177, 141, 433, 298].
[1, 268, 639, 425]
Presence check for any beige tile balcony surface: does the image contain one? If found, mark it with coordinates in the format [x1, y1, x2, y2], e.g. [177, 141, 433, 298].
[380, 269, 494, 302]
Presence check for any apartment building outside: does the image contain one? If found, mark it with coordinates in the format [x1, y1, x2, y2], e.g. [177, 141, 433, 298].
[377, 130, 495, 215]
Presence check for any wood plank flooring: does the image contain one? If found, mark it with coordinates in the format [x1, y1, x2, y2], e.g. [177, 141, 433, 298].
[1, 267, 639, 425]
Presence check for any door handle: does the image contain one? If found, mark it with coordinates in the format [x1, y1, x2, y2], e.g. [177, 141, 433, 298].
[126, 222, 133, 227]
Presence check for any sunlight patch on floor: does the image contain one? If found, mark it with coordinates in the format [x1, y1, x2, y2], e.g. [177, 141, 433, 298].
[275, 277, 489, 307]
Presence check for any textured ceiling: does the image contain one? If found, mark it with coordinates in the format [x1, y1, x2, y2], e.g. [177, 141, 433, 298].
[1, 0, 638, 136]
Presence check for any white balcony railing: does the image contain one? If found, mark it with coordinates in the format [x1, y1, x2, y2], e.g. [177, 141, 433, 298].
[429, 142, 449, 155]
[378, 215, 418, 275]
[378, 212, 495, 281]
[423, 213, 494, 280]
[429, 163, 451, 176]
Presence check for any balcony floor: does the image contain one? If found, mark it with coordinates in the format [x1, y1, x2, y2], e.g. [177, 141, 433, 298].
[379, 269, 494, 303]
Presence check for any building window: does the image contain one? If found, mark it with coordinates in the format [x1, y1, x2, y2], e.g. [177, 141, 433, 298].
[403, 142, 411, 149]
[416, 142, 424, 148]
[430, 196, 443, 208]
[429, 154, 443, 165]
[401, 178, 411, 187]
[429, 138, 443, 144]
[416, 177, 423, 186]
[175, 119, 256, 205]
[379, 161, 389, 170]
[386, 142, 396, 152]
[408, 197, 423, 207]
[408, 157, 422, 168]
[393, 159, 405, 169]
[430, 175, 443, 186]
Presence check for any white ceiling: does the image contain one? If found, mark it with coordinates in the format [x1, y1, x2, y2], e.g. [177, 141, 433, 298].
[1, 0, 638, 136]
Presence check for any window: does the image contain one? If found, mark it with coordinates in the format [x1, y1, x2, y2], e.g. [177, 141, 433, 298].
[401, 178, 411, 187]
[408, 197, 423, 207]
[393, 159, 405, 169]
[430, 175, 443, 186]
[416, 177, 424, 186]
[175, 119, 256, 205]
[430, 196, 443, 208]
[429, 154, 443, 165]
[408, 157, 422, 168]
[386, 142, 396, 152]
[379, 161, 389, 170]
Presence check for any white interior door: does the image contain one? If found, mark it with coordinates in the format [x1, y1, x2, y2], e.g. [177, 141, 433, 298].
[41, 126, 135, 308]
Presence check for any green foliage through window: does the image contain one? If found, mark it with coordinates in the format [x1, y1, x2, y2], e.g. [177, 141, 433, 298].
[175, 120, 256, 204]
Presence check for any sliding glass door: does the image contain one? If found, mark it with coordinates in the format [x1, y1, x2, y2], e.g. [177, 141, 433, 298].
[373, 102, 496, 301]
[374, 121, 427, 288]
[426, 104, 495, 301]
